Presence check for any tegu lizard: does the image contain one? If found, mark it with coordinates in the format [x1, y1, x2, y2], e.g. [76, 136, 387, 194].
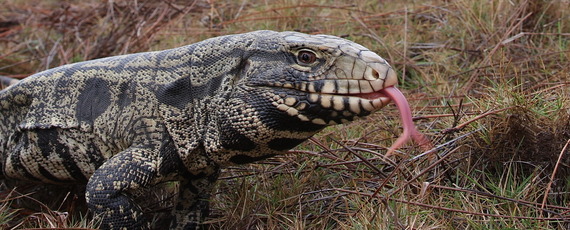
[0, 30, 429, 229]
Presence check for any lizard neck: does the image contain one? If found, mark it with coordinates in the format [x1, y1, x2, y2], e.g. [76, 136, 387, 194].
[203, 98, 325, 166]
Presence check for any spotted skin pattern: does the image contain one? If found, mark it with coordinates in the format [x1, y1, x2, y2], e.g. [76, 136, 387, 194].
[0, 31, 398, 229]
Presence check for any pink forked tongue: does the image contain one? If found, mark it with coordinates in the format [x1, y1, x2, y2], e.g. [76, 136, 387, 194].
[381, 87, 433, 157]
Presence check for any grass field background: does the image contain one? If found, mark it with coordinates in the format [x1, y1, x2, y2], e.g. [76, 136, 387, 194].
[1, 0, 570, 229]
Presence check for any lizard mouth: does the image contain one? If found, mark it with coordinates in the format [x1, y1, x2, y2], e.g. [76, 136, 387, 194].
[268, 66, 399, 125]
[270, 86, 393, 126]
[352, 90, 388, 100]
[343, 89, 392, 113]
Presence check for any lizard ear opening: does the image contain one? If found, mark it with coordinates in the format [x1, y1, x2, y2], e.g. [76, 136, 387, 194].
[235, 59, 251, 83]
[226, 55, 252, 86]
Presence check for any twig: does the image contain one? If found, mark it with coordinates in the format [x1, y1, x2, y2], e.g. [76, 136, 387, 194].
[409, 128, 479, 161]
[331, 139, 388, 177]
[540, 139, 570, 211]
[530, 82, 570, 96]
[402, 7, 408, 84]
[412, 113, 479, 121]
[442, 106, 514, 134]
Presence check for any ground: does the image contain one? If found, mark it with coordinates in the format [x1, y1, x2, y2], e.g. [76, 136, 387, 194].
[1, 0, 570, 229]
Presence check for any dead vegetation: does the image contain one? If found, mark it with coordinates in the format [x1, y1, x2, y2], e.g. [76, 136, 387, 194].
[1, 0, 570, 229]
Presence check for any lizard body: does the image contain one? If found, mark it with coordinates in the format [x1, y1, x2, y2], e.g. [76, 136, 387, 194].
[1, 30, 402, 229]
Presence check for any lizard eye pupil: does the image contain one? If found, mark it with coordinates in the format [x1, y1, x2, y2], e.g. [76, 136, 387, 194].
[297, 50, 317, 64]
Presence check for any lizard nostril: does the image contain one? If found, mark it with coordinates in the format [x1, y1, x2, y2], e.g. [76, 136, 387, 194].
[372, 69, 380, 79]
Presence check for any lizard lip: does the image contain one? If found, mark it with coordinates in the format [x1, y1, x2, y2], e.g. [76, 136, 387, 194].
[344, 88, 393, 113]
[349, 90, 390, 100]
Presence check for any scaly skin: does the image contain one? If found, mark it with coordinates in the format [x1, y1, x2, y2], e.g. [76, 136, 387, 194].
[0, 30, 400, 229]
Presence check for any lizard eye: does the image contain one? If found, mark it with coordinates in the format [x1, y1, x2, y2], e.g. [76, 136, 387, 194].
[297, 50, 317, 65]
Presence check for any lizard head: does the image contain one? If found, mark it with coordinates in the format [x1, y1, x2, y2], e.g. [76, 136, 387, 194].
[241, 31, 398, 127]
[201, 31, 413, 165]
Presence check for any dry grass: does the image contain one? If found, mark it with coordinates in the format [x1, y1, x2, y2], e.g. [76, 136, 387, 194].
[1, 0, 570, 229]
